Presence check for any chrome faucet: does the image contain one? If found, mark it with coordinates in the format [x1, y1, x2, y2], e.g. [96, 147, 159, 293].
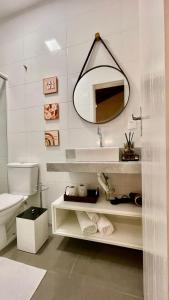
[97, 126, 103, 147]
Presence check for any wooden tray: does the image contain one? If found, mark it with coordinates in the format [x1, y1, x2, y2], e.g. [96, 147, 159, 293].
[64, 188, 99, 203]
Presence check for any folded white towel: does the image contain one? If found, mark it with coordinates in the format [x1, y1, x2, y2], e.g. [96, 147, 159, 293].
[86, 212, 99, 224]
[97, 215, 115, 236]
[75, 211, 97, 236]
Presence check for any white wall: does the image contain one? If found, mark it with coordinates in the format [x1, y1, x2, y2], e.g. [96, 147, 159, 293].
[0, 0, 141, 221]
[139, 0, 168, 299]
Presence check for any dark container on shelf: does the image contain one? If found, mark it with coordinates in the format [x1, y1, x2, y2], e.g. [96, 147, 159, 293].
[64, 188, 99, 203]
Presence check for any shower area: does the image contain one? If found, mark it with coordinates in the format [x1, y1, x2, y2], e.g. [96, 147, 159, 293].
[0, 76, 8, 194]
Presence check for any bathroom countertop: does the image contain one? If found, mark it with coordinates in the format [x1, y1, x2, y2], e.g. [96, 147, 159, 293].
[46, 161, 141, 174]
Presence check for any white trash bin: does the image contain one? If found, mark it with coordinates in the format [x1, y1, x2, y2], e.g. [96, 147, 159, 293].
[16, 206, 49, 254]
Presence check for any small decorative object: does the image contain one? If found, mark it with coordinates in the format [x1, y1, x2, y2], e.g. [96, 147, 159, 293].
[44, 103, 59, 120]
[65, 186, 78, 196]
[129, 192, 142, 207]
[43, 76, 58, 95]
[121, 132, 139, 161]
[110, 192, 142, 206]
[78, 184, 87, 197]
[45, 130, 59, 146]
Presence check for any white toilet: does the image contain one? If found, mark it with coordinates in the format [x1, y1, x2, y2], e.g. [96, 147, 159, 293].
[0, 162, 39, 251]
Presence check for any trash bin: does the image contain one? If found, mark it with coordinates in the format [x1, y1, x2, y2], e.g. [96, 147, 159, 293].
[16, 206, 48, 254]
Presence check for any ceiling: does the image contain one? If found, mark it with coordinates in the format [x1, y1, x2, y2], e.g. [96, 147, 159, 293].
[0, 0, 45, 20]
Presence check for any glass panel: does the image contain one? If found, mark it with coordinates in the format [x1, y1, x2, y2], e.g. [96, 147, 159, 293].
[0, 77, 8, 193]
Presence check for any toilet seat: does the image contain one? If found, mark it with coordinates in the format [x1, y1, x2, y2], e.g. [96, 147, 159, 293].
[0, 194, 24, 212]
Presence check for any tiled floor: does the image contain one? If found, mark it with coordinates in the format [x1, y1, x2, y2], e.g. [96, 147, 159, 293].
[0, 230, 143, 300]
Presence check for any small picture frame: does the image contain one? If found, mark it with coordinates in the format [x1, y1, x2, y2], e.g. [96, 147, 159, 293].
[45, 130, 59, 147]
[43, 76, 58, 95]
[44, 103, 59, 120]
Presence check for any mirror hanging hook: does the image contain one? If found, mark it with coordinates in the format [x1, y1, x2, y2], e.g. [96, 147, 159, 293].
[95, 32, 100, 41]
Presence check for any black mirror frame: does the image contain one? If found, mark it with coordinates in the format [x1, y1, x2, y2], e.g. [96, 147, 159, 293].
[73, 64, 131, 124]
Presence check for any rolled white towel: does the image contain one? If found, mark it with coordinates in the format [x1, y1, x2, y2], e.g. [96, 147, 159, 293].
[75, 211, 97, 236]
[97, 215, 115, 236]
[86, 212, 99, 224]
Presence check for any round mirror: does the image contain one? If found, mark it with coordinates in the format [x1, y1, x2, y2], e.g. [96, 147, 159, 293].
[73, 66, 130, 124]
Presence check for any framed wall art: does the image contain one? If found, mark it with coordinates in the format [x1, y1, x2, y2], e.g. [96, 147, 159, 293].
[44, 103, 59, 120]
[43, 76, 58, 95]
[45, 130, 59, 146]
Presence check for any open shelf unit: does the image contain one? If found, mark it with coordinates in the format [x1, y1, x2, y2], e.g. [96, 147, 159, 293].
[52, 196, 142, 250]
[49, 159, 142, 250]
[52, 195, 142, 218]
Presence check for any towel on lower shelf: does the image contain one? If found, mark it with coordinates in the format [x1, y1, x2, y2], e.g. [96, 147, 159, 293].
[75, 211, 97, 236]
[97, 215, 115, 236]
[86, 212, 99, 224]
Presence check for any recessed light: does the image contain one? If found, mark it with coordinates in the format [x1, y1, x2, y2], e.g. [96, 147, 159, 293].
[45, 39, 61, 52]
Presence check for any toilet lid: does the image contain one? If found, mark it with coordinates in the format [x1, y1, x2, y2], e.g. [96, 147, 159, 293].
[0, 194, 24, 212]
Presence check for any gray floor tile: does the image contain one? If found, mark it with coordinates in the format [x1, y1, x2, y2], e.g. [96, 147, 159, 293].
[0, 236, 78, 274]
[0, 233, 144, 300]
[57, 238, 143, 297]
[32, 271, 143, 300]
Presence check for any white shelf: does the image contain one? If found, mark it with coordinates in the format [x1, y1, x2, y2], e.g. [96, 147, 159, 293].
[47, 161, 141, 174]
[53, 212, 142, 250]
[51, 196, 142, 250]
[52, 195, 142, 218]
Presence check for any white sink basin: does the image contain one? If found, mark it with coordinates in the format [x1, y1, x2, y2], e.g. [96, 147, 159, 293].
[75, 147, 119, 162]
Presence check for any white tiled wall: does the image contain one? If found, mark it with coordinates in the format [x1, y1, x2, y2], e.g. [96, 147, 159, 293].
[0, 0, 141, 221]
